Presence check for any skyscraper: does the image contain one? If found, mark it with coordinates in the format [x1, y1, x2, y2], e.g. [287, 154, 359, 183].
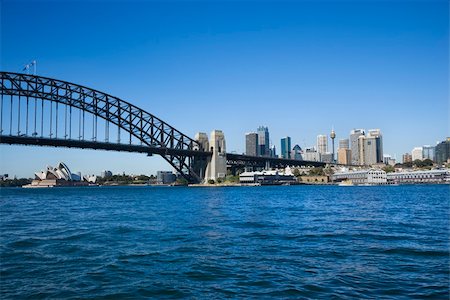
[402, 153, 412, 163]
[358, 129, 383, 165]
[280, 137, 291, 159]
[411, 147, 423, 161]
[291, 144, 303, 160]
[422, 145, 435, 161]
[245, 132, 259, 156]
[338, 148, 352, 165]
[339, 139, 349, 149]
[257, 126, 270, 156]
[350, 129, 365, 165]
[316, 135, 328, 155]
[435, 138, 450, 164]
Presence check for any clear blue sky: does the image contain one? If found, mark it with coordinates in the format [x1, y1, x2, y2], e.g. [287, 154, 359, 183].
[1, 0, 448, 178]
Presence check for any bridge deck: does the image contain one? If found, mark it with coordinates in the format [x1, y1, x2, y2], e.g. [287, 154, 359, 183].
[0, 136, 212, 157]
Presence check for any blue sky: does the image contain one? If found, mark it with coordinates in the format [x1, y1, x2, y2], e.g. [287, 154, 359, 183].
[1, 0, 448, 177]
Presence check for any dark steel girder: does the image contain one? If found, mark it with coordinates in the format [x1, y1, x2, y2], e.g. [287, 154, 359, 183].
[0, 72, 205, 183]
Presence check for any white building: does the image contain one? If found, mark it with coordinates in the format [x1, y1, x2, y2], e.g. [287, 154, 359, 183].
[332, 169, 387, 185]
[411, 147, 423, 161]
[303, 146, 320, 162]
[387, 169, 449, 184]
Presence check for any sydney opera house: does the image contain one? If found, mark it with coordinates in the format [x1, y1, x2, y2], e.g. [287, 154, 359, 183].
[24, 162, 96, 188]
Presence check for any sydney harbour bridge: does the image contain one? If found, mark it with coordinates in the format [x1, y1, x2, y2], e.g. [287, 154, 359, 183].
[0, 71, 325, 183]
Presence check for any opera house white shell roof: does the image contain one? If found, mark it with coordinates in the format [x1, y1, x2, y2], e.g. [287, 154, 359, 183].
[35, 162, 81, 181]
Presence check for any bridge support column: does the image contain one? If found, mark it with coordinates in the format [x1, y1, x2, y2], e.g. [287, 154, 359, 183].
[204, 130, 227, 182]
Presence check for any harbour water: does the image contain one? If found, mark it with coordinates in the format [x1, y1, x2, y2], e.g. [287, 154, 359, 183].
[1, 185, 449, 299]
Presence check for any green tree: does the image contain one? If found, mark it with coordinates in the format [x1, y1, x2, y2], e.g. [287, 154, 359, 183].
[383, 165, 395, 173]
[309, 167, 325, 176]
[293, 168, 300, 177]
[207, 179, 215, 184]
[422, 159, 434, 166]
[413, 159, 425, 168]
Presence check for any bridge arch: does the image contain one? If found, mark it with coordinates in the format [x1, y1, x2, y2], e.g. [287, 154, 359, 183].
[0, 72, 205, 183]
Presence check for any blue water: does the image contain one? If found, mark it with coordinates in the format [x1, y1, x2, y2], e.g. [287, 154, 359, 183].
[1, 185, 449, 299]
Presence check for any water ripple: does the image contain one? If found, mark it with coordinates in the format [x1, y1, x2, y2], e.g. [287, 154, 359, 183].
[0, 185, 449, 299]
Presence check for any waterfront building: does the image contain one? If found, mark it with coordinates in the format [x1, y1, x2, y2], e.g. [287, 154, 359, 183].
[317, 135, 328, 155]
[303, 147, 320, 162]
[245, 132, 259, 156]
[402, 153, 412, 164]
[422, 145, 435, 161]
[156, 171, 176, 184]
[350, 129, 365, 165]
[331, 169, 387, 185]
[435, 138, 450, 164]
[280, 137, 291, 159]
[291, 144, 303, 160]
[339, 139, 349, 150]
[257, 126, 270, 156]
[239, 170, 296, 185]
[26, 162, 89, 187]
[386, 169, 449, 184]
[411, 147, 423, 161]
[338, 148, 352, 165]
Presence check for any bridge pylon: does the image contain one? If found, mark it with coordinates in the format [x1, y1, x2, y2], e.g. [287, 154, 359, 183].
[195, 130, 227, 183]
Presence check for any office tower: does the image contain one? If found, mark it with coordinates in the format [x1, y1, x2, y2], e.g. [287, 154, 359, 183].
[245, 132, 259, 156]
[316, 135, 328, 155]
[422, 145, 435, 161]
[280, 137, 292, 159]
[303, 147, 320, 161]
[411, 147, 423, 161]
[435, 138, 450, 164]
[402, 153, 412, 163]
[337, 148, 351, 165]
[291, 144, 303, 160]
[339, 139, 349, 149]
[350, 129, 365, 165]
[358, 129, 383, 165]
[270, 144, 277, 158]
[257, 126, 270, 156]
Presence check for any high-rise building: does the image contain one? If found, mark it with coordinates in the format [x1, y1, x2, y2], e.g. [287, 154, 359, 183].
[245, 132, 259, 156]
[435, 138, 450, 164]
[257, 126, 270, 156]
[316, 135, 328, 155]
[338, 148, 351, 165]
[402, 153, 412, 163]
[291, 144, 303, 160]
[350, 129, 365, 165]
[411, 147, 423, 161]
[270, 144, 277, 158]
[358, 129, 383, 165]
[280, 137, 292, 159]
[339, 139, 349, 149]
[422, 145, 435, 161]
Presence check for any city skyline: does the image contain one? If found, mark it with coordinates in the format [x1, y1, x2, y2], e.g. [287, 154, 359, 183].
[0, 0, 448, 177]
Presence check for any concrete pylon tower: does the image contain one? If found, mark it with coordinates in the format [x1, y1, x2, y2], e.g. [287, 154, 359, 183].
[330, 127, 336, 163]
[204, 130, 227, 182]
